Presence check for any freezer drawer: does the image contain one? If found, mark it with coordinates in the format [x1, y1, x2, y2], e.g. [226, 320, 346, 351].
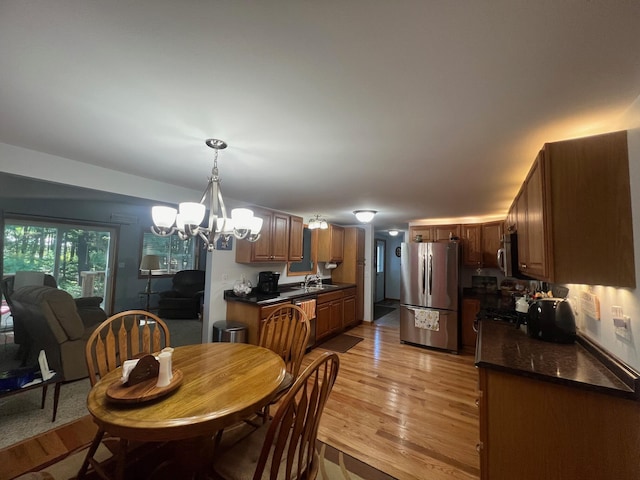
[400, 305, 459, 353]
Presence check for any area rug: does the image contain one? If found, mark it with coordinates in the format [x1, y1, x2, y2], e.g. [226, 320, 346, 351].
[8, 418, 396, 480]
[318, 334, 364, 353]
[374, 305, 395, 320]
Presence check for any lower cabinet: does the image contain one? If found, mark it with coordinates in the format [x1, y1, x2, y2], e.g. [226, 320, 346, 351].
[461, 298, 480, 349]
[225, 300, 290, 345]
[478, 367, 640, 480]
[342, 288, 357, 328]
[316, 290, 344, 341]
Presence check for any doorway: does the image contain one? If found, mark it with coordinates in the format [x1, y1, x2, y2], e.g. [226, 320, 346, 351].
[375, 239, 385, 303]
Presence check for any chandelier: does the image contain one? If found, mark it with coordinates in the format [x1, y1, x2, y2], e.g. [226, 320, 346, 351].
[308, 214, 328, 230]
[150, 139, 263, 251]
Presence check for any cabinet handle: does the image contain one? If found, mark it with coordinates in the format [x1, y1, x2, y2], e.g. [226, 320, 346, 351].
[476, 442, 483, 452]
[475, 398, 479, 407]
[520, 263, 527, 269]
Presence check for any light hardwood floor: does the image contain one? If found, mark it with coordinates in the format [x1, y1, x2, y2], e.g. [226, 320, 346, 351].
[309, 321, 480, 480]
[1, 321, 480, 480]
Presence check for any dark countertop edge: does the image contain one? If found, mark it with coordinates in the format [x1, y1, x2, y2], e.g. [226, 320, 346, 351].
[224, 282, 356, 305]
[475, 322, 640, 401]
[576, 334, 640, 396]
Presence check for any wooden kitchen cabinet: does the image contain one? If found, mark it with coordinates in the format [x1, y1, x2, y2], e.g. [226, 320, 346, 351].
[409, 226, 434, 242]
[462, 222, 502, 268]
[331, 227, 365, 322]
[461, 298, 480, 348]
[514, 130, 635, 287]
[317, 224, 345, 263]
[236, 207, 291, 263]
[225, 300, 290, 345]
[288, 215, 304, 262]
[481, 221, 503, 268]
[342, 288, 357, 328]
[462, 224, 482, 266]
[315, 289, 345, 340]
[478, 367, 640, 480]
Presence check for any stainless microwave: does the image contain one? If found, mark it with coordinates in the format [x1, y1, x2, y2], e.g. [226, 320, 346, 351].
[497, 233, 521, 278]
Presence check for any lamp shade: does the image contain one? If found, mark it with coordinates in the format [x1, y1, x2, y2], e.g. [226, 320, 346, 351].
[353, 210, 377, 223]
[140, 254, 161, 272]
[152, 206, 177, 228]
[179, 202, 206, 226]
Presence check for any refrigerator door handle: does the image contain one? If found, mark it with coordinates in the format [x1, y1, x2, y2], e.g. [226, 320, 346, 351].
[428, 254, 433, 295]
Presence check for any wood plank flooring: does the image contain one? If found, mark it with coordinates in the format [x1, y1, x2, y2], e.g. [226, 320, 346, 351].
[307, 322, 480, 480]
[1, 321, 480, 480]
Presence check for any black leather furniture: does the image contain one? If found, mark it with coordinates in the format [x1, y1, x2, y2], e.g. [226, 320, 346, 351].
[157, 270, 205, 319]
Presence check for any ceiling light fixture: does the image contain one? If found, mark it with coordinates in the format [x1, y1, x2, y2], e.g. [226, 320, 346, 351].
[388, 230, 399, 236]
[353, 210, 377, 223]
[308, 214, 329, 230]
[150, 139, 263, 251]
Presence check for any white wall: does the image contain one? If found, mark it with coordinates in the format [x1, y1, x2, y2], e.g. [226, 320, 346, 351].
[564, 127, 640, 370]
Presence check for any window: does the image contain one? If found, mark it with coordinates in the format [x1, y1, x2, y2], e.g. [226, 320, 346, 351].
[3, 218, 115, 306]
[140, 232, 198, 275]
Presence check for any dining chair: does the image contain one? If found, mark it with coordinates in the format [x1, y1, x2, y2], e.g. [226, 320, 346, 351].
[211, 352, 340, 480]
[78, 310, 171, 480]
[258, 304, 311, 423]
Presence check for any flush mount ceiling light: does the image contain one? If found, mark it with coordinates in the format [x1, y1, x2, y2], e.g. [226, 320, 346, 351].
[151, 139, 263, 252]
[308, 214, 328, 230]
[353, 210, 377, 223]
[388, 230, 399, 236]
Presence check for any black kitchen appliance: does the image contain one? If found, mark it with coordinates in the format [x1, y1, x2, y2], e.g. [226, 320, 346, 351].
[257, 271, 280, 294]
[527, 298, 576, 343]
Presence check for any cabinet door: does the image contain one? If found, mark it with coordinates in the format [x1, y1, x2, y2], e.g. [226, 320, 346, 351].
[409, 226, 433, 243]
[316, 302, 331, 340]
[481, 222, 503, 268]
[329, 300, 343, 332]
[522, 154, 547, 278]
[249, 208, 274, 262]
[434, 224, 460, 242]
[270, 212, 290, 261]
[318, 224, 345, 263]
[461, 298, 480, 348]
[515, 189, 528, 272]
[462, 224, 482, 267]
[288, 215, 304, 262]
[343, 295, 357, 328]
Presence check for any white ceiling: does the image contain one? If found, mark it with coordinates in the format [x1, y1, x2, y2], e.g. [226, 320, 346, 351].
[1, 1, 640, 231]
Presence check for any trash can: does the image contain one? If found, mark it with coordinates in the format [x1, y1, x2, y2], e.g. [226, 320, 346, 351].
[213, 320, 248, 343]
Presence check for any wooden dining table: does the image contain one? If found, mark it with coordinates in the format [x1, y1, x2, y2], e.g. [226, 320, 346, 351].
[86, 342, 286, 474]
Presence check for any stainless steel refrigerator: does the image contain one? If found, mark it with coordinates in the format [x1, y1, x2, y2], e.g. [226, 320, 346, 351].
[400, 241, 460, 353]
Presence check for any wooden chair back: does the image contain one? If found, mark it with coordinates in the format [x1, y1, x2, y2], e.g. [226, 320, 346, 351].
[254, 352, 340, 480]
[85, 310, 170, 386]
[259, 304, 310, 379]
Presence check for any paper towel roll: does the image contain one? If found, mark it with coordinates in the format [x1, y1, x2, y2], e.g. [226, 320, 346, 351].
[325, 262, 338, 269]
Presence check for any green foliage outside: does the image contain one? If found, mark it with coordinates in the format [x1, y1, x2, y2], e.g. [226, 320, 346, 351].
[3, 224, 110, 298]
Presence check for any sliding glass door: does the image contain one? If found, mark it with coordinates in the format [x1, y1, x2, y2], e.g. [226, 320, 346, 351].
[3, 217, 117, 313]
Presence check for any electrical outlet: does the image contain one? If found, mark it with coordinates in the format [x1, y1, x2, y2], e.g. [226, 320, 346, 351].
[612, 306, 631, 339]
[222, 273, 229, 281]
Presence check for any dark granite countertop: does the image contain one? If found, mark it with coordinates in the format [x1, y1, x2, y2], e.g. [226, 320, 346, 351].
[224, 282, 356, 306]
[475, 320, 640, 400]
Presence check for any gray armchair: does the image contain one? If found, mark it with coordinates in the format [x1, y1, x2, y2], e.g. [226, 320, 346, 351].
[9, 285, 101, 381]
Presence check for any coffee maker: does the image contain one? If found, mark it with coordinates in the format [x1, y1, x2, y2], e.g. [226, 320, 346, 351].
[257, 271, 280, 294]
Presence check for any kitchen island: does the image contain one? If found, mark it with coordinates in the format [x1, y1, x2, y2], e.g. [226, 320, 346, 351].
[475, 320, 640, 480]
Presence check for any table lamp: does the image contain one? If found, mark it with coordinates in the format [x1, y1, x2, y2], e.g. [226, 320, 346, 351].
[140, 254, 161, 293]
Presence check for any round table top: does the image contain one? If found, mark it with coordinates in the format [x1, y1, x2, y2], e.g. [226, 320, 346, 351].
[87, 343, 286, 442]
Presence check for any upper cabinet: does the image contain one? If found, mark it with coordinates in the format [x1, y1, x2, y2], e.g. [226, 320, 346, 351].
[236, 207, 293, 263]
[409, 224, 461, 243]
[462, 222, 503, 268]
[288, 215, 304, 262]
[515, 130, 635, 287]
[317, 224, 345, 263]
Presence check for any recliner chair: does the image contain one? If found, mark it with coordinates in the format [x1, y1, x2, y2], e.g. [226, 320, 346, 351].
[157, 270, 205, 319]
[1, 273, 107, 363]
[9, 285, 102, 381]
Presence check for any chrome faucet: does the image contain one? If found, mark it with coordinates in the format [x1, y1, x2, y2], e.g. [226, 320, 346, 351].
[304, 274, 321, 290]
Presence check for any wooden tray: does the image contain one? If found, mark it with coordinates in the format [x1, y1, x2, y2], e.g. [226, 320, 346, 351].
[106, 369, 183, 404]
